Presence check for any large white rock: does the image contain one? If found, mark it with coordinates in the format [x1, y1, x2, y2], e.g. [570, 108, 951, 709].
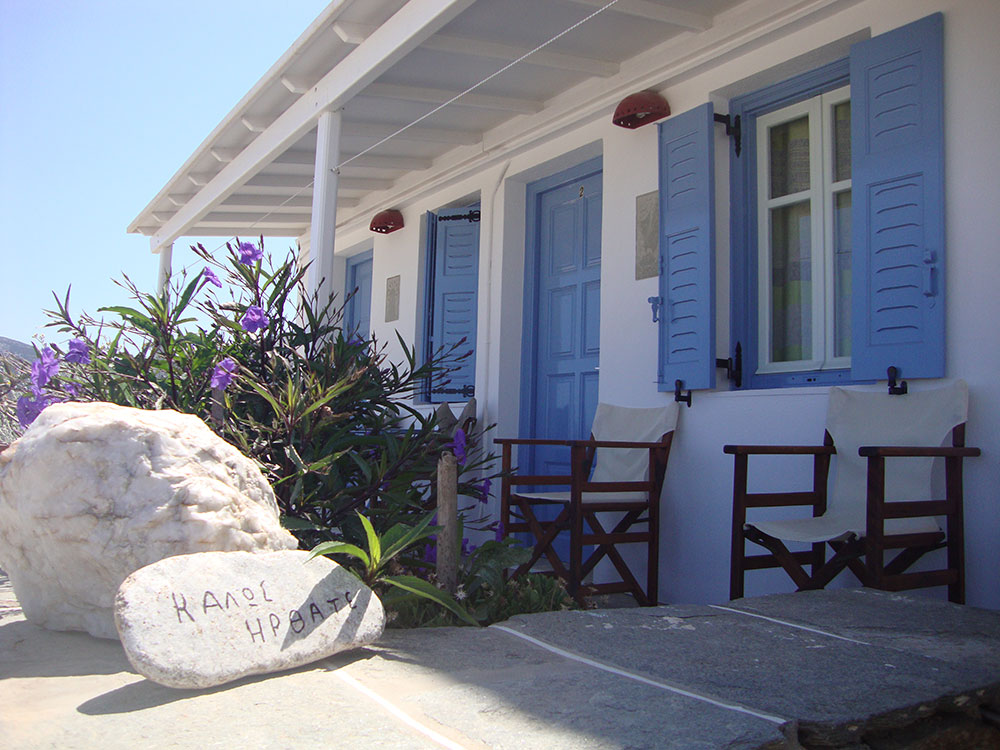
[0, 402, 297, 639]
[115, 550, 385, 688]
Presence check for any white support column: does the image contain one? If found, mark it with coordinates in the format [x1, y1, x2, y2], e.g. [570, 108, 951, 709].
[156, 241, 174, 294]
[308, 108, 342, 306]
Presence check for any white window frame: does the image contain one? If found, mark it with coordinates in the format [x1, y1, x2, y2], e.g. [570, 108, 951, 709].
[754, 85, 851, 376]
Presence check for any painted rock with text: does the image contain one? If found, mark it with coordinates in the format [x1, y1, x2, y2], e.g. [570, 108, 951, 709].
[114, 550, 385, 689]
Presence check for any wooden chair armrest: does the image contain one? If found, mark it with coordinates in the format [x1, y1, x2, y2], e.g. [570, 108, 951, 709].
[858, 445, 981, 458]
[724, 444, 836, 456]
[495, 437, 579, 447]
[587, 439, 669, 449]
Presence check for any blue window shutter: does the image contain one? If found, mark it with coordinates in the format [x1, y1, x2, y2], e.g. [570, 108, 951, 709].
[344, 251, 372, 337]
[657, 102, 716, 391]
[428, 207, 480, 402]
[850, 13, 944, 380]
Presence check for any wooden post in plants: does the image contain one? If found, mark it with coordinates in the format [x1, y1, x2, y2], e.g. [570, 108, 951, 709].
[210, 387, 224, 426]
[436, 451, 459, 593]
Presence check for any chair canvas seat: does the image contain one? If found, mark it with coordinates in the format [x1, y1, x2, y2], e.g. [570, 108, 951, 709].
[753, 382, 967, 545]
[752, 513, 940, 545]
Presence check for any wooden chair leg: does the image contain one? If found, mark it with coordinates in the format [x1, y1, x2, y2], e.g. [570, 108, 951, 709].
[730, 454, 749, 600]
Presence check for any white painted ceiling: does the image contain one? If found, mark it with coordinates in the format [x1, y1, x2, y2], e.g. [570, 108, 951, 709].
[127, 0, 783, 247]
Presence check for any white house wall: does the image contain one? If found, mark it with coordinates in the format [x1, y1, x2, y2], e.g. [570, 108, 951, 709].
[332, 0, 999, 609]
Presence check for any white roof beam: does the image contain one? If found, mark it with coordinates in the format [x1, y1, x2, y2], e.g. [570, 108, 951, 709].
[423, 32, 618, 77]
[273, 150, 433, 171]
[150, 0, 476, 252]
[334, 21, 617, 77]
[204, 211, 313, 224]
[340, 120, 479, 144]
[363, 82, 542, 114]
[167, 193, 197, 207]
[241, 116, 270, 133]
[244, 174, 392, 191]
[221, 194, 313, 210]
[210, 148, 240, 162]
[281, 75, 311, 94]
[563, 0, 711, 30]
[188, 173, 217, 187]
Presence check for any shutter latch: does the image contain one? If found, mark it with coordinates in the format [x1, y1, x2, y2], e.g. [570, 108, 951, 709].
[648, 296, 663, 323]
[887, 366, 908, 396]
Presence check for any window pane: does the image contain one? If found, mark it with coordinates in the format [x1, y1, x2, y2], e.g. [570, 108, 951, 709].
[770, 201, 812, 362]
[833, 190, 852, 357]
[833, 101, 851, 182]
[770, 116, 810, 198]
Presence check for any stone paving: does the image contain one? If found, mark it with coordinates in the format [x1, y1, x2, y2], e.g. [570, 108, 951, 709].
[2, 571, 999, 749]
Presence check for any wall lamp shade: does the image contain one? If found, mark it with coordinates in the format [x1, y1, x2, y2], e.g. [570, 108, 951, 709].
[612, 91, 670, 129]
[370, 209, 404, 234]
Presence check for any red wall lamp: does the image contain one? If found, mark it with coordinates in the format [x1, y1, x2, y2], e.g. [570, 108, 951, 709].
[612, 90, 670, 129]
[370, 208, 404, 234]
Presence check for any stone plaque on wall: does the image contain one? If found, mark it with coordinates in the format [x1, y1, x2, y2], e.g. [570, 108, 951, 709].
[635, 190, 659, 281]
[385, 275, 400, 322]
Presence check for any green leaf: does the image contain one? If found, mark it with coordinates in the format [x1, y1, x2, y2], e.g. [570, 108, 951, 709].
[382, 575, 480, 627]
[356, 512, 381, 569]
[380, 512, 437, 562]
[243, 378, 283, 418]
[280, 515, 318, 531]
[307, 541, 370, 568]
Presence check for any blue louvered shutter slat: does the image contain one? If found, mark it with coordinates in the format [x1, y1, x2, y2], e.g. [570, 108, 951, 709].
[656, 102, 716, 392]
[429, 209, 480, 402]
[850, 13, 945, 381]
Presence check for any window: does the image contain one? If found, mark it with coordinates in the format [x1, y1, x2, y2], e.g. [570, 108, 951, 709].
[655, 13, 944, 393]
[344, 250, 373, 338]
[423, 205, 481, 403]
[755, 86, 851, 376]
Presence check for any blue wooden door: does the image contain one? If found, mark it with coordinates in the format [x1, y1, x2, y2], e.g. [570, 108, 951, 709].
[519, 159, 602, 561]
[530, 168, 602, 451]
[522, 161, 602, 560]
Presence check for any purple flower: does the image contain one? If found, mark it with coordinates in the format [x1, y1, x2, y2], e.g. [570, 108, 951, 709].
[461, 537, 477, 557]
[494, 521, 505, 543]
[201, 267, 223, 288]
[237, 241, 262, 265]
[446, 428, 467, 465]
[423, 543, 437, 565]
[240, 305, 269, 333]
[30, 347, 60, 395]
[63, 382, 80, 398]
[210, 357, 237, 390]
[16, 395, 51, 428]
[479, 477, 492, 504]
[64, 338, 90, 365]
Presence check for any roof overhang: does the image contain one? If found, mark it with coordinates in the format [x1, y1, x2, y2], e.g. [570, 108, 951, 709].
[130, 0, 860, 254]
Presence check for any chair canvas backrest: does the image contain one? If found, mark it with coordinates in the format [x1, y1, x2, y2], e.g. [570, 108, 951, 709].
[825, 380, 968, 531]
[590, 402, 680, 483]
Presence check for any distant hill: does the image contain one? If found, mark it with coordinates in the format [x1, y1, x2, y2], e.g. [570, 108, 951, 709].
[0, 337, 36, 361]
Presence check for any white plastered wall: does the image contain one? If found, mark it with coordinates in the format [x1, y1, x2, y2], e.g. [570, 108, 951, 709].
[331, 0, 1000, 608]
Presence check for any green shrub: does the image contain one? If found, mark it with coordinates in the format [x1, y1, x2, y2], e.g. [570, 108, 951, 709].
[8, 240, 498, 542]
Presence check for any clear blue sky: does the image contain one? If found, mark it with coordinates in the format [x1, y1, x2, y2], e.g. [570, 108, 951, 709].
[0, 1, 330, 347]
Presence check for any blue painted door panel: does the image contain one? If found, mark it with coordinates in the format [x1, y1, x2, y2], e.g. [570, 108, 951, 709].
[532, 169, 602, 450]
[849, 13, 944, 380]
[523, 162, 602, 560]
